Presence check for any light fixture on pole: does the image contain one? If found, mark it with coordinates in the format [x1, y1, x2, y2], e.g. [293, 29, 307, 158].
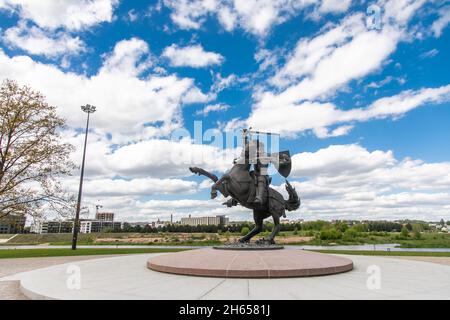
[71, 104, 96, 250]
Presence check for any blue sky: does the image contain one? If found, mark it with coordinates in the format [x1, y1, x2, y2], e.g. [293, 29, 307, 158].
[0, 0, 449, 222]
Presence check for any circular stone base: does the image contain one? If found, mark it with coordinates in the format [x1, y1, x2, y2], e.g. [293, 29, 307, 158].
[147, 248, 353, 278]
[213, 243, 284, 250]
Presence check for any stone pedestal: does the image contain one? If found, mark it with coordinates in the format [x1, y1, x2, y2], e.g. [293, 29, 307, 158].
[147, 248, 353, 278]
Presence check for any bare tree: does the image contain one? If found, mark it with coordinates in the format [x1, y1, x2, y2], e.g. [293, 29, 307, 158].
[0, 79, 75, 220]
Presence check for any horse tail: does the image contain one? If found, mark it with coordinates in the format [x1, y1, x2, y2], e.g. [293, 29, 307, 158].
[284, 180, 300, 211]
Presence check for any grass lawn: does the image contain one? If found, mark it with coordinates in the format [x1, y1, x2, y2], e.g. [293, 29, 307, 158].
[5, 233, 222, 246]
[313, 250, 450, 257]
[4, 232, 450, 248]
[0, 248, 190, 259]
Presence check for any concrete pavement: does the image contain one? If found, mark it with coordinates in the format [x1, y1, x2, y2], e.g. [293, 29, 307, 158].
[2, 252, 450, 300]
[0, 255, 117, 300]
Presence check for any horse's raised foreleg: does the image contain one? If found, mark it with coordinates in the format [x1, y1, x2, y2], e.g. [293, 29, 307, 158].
[210, 174, 230, 199]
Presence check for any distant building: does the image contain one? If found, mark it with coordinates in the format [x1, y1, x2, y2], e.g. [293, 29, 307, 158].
[79, 219, 121, 233]
[280, 218, 304, 224]
[180, 215, 229, 226]
[31, 218, 121, 234]
[150, 219, 172, 228]
[127, 222, 150, 228]
[0, 214, 26, 234]
[31, 220, 74, 234]
[95, 212, 115, 222]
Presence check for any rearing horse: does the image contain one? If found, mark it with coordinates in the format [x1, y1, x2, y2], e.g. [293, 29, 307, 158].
[189, 164, 300, 244]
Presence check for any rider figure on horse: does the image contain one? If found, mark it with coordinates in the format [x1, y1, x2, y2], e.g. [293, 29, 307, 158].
[236, 130, 270, 205]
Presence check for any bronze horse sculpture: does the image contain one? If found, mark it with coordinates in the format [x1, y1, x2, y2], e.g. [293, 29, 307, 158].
[189, 162, 300, 244]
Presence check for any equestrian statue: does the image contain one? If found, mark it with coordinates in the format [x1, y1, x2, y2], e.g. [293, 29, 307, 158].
[189, 129, 300, 244]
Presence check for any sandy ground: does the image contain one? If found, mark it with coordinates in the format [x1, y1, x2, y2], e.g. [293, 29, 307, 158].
[1, 254, 449, 300]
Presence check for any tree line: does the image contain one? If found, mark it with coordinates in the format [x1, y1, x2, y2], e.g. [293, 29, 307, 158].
[113, 220, 431, 234]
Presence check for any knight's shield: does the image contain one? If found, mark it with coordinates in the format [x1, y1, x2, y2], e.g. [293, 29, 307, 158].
[273, 150, 292, 178]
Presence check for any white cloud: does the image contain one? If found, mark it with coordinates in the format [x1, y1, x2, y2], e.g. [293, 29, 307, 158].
[163, 0, 215, 29]
[419, 48, 439, 59]
[364, 85, 450, 118]
[380, 0, 426, 26]
[291, 144, 396, 177]
[75, 143, 450, 222]
[210, 73, 238, 92]
[246, 85, 450, 137]
[181, 86, 215, 104]
[254, 48, 279, 72]
[0, 38, 210, 142]
[2, 22, 85, 58]
[103, 138, 236, 178]
[162, 44, 224, 68]
[268, 12, 402, 99]
[269, 13, 367, 88]
[431, 5, 450, 37]
[196, 103, 230, 116]
[56, 131, 243, 221]
[217, 5, 237, 31]
[126, 9, 138, 22]
[245, 1, 439, 137]
[262, 0, 427, 102]
[274, 144, 450, 220]
[0, 35, 233, 223]
[199, 179, 213, 189]
[100, 37, 153, 76]
[163, 0, 352, 36]
[313, 125, 354, 138]
[228, 0, 304, 35]
[0, 0, 119, 31]
[319, 0, 352, 14]
[79, 177, 198, 196]
[365, 76, 406, 89]
[62, 129, 238, 180]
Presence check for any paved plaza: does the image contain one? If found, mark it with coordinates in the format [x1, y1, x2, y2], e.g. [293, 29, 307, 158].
[1, 252, 450, 300]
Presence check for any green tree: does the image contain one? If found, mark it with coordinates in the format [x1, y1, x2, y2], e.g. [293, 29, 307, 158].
[334, 221, 349, 232]
[343, 228, 358, 241]
[412, 224, 422, 240]
[319, 228, 342, 240]
[353, 223, 368, 232]
[400, 226, 409, 238]
[0, 80, 74, 219]
[241, 226, 250, 236]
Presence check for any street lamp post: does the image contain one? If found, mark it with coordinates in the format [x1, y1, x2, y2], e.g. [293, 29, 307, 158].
[72, 104, 96, 250]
